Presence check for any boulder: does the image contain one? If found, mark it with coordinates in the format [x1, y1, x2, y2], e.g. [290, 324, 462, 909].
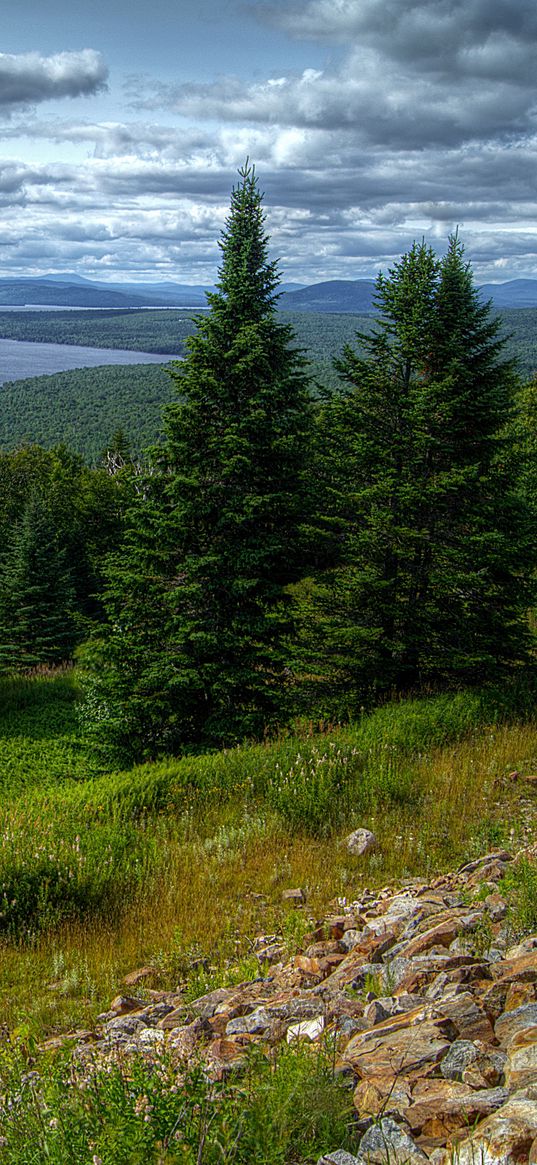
[346, 829, 378, 857]
[357, 1117, 429, 1163]
[495, 1003, 537, 1047]
[406, 1081, 509, 1138]
[432, 1091, 537, 1165]
[318, 1152, 361, 1165]
[342, 1016, 453, 1079]
[505, 1029, 537, 1090]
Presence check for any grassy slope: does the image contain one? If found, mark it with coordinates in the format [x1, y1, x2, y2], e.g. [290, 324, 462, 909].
[0, 672, 535, 1039]
[0, 672, 534, 1163]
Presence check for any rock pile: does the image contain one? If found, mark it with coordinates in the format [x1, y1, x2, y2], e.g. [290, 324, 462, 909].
[67, 846, 537, 1164]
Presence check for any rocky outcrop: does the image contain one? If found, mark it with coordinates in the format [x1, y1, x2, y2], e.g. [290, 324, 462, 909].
[63, 845, 537, 1163]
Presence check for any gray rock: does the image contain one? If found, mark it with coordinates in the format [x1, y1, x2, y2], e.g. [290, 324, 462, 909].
[336, 1015, 369, 1038]
[137, 1028, 165, 1047]
[363, 999, 391, 1025]
[106, 1015, 149, 1036]
[441, 1038, 479, 1080]
[226, 1007, 273, 1035]
[357, 1117, 429, 1163]
[346, 829, 378, 857]
[189, 987, 232, 1018]
[136, 1002, 175, 1025]
[495, 1003, 537, 1047]
[340, 929, 364, 951]
[317, 1152, 361, 1165]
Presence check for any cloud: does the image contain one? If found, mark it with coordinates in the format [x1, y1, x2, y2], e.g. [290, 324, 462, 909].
[0, 50, 108, 110]
[279, 0, 537, 75]
[1, 1, 537, 283]
[130, 0, 537, 150]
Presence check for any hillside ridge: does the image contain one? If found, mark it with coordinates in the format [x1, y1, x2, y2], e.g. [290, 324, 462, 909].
[3, 274, 537, 312]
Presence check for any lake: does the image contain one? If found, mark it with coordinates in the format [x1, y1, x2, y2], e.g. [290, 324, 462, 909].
[0, 338, 176, 385]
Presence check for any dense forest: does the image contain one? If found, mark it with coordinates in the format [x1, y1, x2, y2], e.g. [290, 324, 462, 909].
[0, 363, 176, 461]
[0, 303, 537, 369]
[0, 167, 536, 762]
[1, 308, 537, 463]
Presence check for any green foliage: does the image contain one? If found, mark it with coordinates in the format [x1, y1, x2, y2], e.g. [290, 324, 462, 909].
[0, 308, 194, 353]
[0, 1040, 353, 1164]
[511, 375, 537, 534]
[0, 307, 533, 461]
[0, 303, 535, 374]
[87, 164, 313, 759]
[300, 235, 534, 705]
[0, 363, 175, 463]
[0, 445, 128, 666]
[0, 671, 91, 794]
[0, 491, 77, 669]
[501, 856, 537, 935]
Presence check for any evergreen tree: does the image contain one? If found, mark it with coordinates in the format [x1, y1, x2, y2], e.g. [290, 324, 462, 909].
[88, 163, 311, 759]
[304, 235, 532, 700]
[0, 490, 77, 670]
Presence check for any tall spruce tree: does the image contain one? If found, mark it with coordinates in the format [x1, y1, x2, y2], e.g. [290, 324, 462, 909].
[305, 235, 532, 700]
[88, 163, 311, 759]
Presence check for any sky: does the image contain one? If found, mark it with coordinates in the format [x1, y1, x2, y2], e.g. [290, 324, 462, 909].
[1, 0, 537, 285]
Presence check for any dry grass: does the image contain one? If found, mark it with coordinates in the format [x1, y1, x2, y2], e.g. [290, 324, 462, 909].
[1, 718, 535, 1037]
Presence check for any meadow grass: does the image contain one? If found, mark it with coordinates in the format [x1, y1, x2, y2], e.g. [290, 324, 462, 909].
[0, 1038, 355, 1165]
[0, 672, 535, 1037]
[0, 672, 535, 1163]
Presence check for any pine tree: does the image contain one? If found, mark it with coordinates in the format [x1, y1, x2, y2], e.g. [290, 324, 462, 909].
[88, 163, 312, 759]
[305, 236, 532, 700]
[414, 233, 533, 677]
[0, 490, 77, 670]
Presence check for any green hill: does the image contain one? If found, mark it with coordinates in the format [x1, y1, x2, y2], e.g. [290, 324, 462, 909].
[0, 362, 176, 462]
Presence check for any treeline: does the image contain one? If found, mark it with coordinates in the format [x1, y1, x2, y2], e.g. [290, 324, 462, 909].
[2, 313, 536, 467]
[0, 309, 191, 354]
[1, 166, 537, 760]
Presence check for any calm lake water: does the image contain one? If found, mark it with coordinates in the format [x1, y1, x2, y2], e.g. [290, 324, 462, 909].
[0, 338, 175, 385]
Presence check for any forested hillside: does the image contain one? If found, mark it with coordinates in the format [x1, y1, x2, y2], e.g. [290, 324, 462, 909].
[0, 308, 192, 353]
[1, 307, 536, 461]
[0, 363, 176, 461]
[0, 169, 535, 733]
[0, 304, 536, 369]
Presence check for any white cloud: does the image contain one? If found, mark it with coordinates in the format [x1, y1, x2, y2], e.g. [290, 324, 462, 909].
[0, 50, 108, 110]
[1, 1, 537, 281]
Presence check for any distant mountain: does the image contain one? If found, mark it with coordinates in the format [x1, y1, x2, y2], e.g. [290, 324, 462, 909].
[0, 279, 172, 309]
[479, 280, 537, 308]
[3, 274, 537, 313]
[281, 277, 537, 313]
[280, 280, 376, 313]
[38, 275, 305, 301]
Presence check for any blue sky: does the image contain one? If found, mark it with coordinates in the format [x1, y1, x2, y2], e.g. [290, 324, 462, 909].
[1, 0, 537, 284]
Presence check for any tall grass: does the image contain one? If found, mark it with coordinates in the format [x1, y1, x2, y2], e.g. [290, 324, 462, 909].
[0, 671, 534, 1034]
[0, 1039, 354, 1165]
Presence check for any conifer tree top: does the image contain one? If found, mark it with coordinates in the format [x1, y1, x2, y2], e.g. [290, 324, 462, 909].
[208, 161, 280, 322]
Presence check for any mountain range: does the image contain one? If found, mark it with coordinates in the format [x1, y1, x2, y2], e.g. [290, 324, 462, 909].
[0, 275, 537, 312]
